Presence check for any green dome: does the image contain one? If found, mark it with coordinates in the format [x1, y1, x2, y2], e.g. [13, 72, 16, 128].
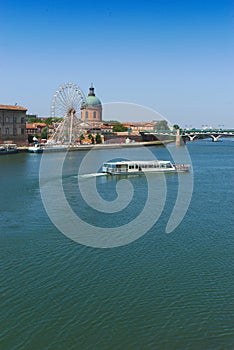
[82, 85, 102, 108]
[83, 95, 101, 107]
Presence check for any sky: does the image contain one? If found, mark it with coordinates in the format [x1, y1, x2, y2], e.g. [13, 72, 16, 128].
[1, 0, 233, 127]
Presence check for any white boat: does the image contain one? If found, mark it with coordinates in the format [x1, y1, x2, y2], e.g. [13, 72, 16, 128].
[28, 143, 43, 153]
[102, 160, 190, 175]
[0, 143, 18, 155]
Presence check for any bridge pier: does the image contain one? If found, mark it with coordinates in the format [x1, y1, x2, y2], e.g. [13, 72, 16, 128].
[188, 135, 197, 141]
[176, 129, 184, 146]
[211, 135, 221, 142]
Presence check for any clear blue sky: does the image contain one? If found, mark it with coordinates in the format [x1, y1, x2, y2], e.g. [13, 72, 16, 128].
[1, 0, 233, 127]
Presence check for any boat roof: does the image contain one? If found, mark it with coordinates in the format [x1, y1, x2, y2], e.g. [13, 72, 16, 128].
[104, 160, 172, 165]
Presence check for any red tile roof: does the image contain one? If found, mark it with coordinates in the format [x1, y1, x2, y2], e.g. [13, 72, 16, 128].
[0, 104, 27, 111]
[26, 124, 37, 129]
[26, 122, 46, 128]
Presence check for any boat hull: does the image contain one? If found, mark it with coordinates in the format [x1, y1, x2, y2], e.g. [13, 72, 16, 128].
[104, 168, 188, 175]
[28, 147, 43, 153]
[0, 144, 18, 155]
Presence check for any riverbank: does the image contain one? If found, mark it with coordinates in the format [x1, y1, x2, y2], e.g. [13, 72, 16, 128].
[18, 140, 173, 152]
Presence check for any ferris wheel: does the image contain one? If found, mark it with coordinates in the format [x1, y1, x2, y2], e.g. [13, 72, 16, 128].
[50, 83, 85, 144]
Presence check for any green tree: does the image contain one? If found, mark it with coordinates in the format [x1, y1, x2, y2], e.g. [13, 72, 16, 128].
[44, 117, 63, 125]
[95, 133, 102, 144]
[113, 123, 128, 132]
[26, 117, 41, 123]
[173, 124, 180, 130]
[28, 134, 34, 143]
[40, 127, 48, 139]
[154, 120, 170, 130]
[88, 133, 95, 144]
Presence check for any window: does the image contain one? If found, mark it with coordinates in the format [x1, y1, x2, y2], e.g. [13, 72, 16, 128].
[85, 111, 88, 119]
[21, 128, 25, 135]
[5, 116, 9, 123]
[93, 111, 96, 118]
[13, 128, 17, 136]
[5, 128, 9, 135]
[13, 116, 17, 123]
[21, 117, 25, 123]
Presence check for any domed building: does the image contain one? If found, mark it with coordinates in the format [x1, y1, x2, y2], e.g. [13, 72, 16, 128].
[80, 84, 102, 127]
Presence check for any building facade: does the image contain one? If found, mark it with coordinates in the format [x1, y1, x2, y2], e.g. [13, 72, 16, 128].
[80, 85, 102, 128]
[0, 105, 27, 144]
[26, 122, 47, 135]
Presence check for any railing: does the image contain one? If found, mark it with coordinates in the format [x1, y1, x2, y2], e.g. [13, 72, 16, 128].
[174, 164, 190, 171]
[141, 129, 234, 134]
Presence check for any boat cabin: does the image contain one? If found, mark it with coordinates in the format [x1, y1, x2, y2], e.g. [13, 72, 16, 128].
[102, 160, 175, 174]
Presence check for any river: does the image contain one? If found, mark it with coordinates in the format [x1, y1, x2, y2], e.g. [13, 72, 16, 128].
[1, 139, 233, 349]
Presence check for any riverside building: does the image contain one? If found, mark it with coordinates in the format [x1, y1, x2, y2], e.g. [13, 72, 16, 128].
[0, 105, 27, 144]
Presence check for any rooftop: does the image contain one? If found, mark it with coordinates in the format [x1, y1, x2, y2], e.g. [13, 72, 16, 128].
[0, 104, 27, 111]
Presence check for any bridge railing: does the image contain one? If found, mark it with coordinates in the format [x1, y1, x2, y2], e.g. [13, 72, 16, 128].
[140, 129, 234, 134]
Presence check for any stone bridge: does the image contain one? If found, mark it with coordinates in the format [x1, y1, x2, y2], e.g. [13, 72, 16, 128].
[140, 128, 234, 144]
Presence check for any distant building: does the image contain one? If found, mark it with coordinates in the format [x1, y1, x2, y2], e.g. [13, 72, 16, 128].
[101, 123, 114, 133]
[0, 105, 27, 144]
[26, 122, 47, 135]
[122, 122, 155, 134]
[80, 85, 102, 128]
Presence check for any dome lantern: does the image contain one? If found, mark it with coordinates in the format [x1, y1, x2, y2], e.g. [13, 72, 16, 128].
[88, 83, 95, 97]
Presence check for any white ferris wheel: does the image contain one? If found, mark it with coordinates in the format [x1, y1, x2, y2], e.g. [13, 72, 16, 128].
[50, 83, 85, 144]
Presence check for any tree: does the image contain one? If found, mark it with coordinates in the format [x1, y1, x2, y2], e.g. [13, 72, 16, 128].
[28, 134, 34, 143]
[154, 120, 170, 130]
[40, 127, 48, 139]
[88, 133, 95, 144]
[44, 117, 63, 125]
[173, 124, 180, 130]
[95, 133, 102, 144]
[113, 123, 128, 132]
